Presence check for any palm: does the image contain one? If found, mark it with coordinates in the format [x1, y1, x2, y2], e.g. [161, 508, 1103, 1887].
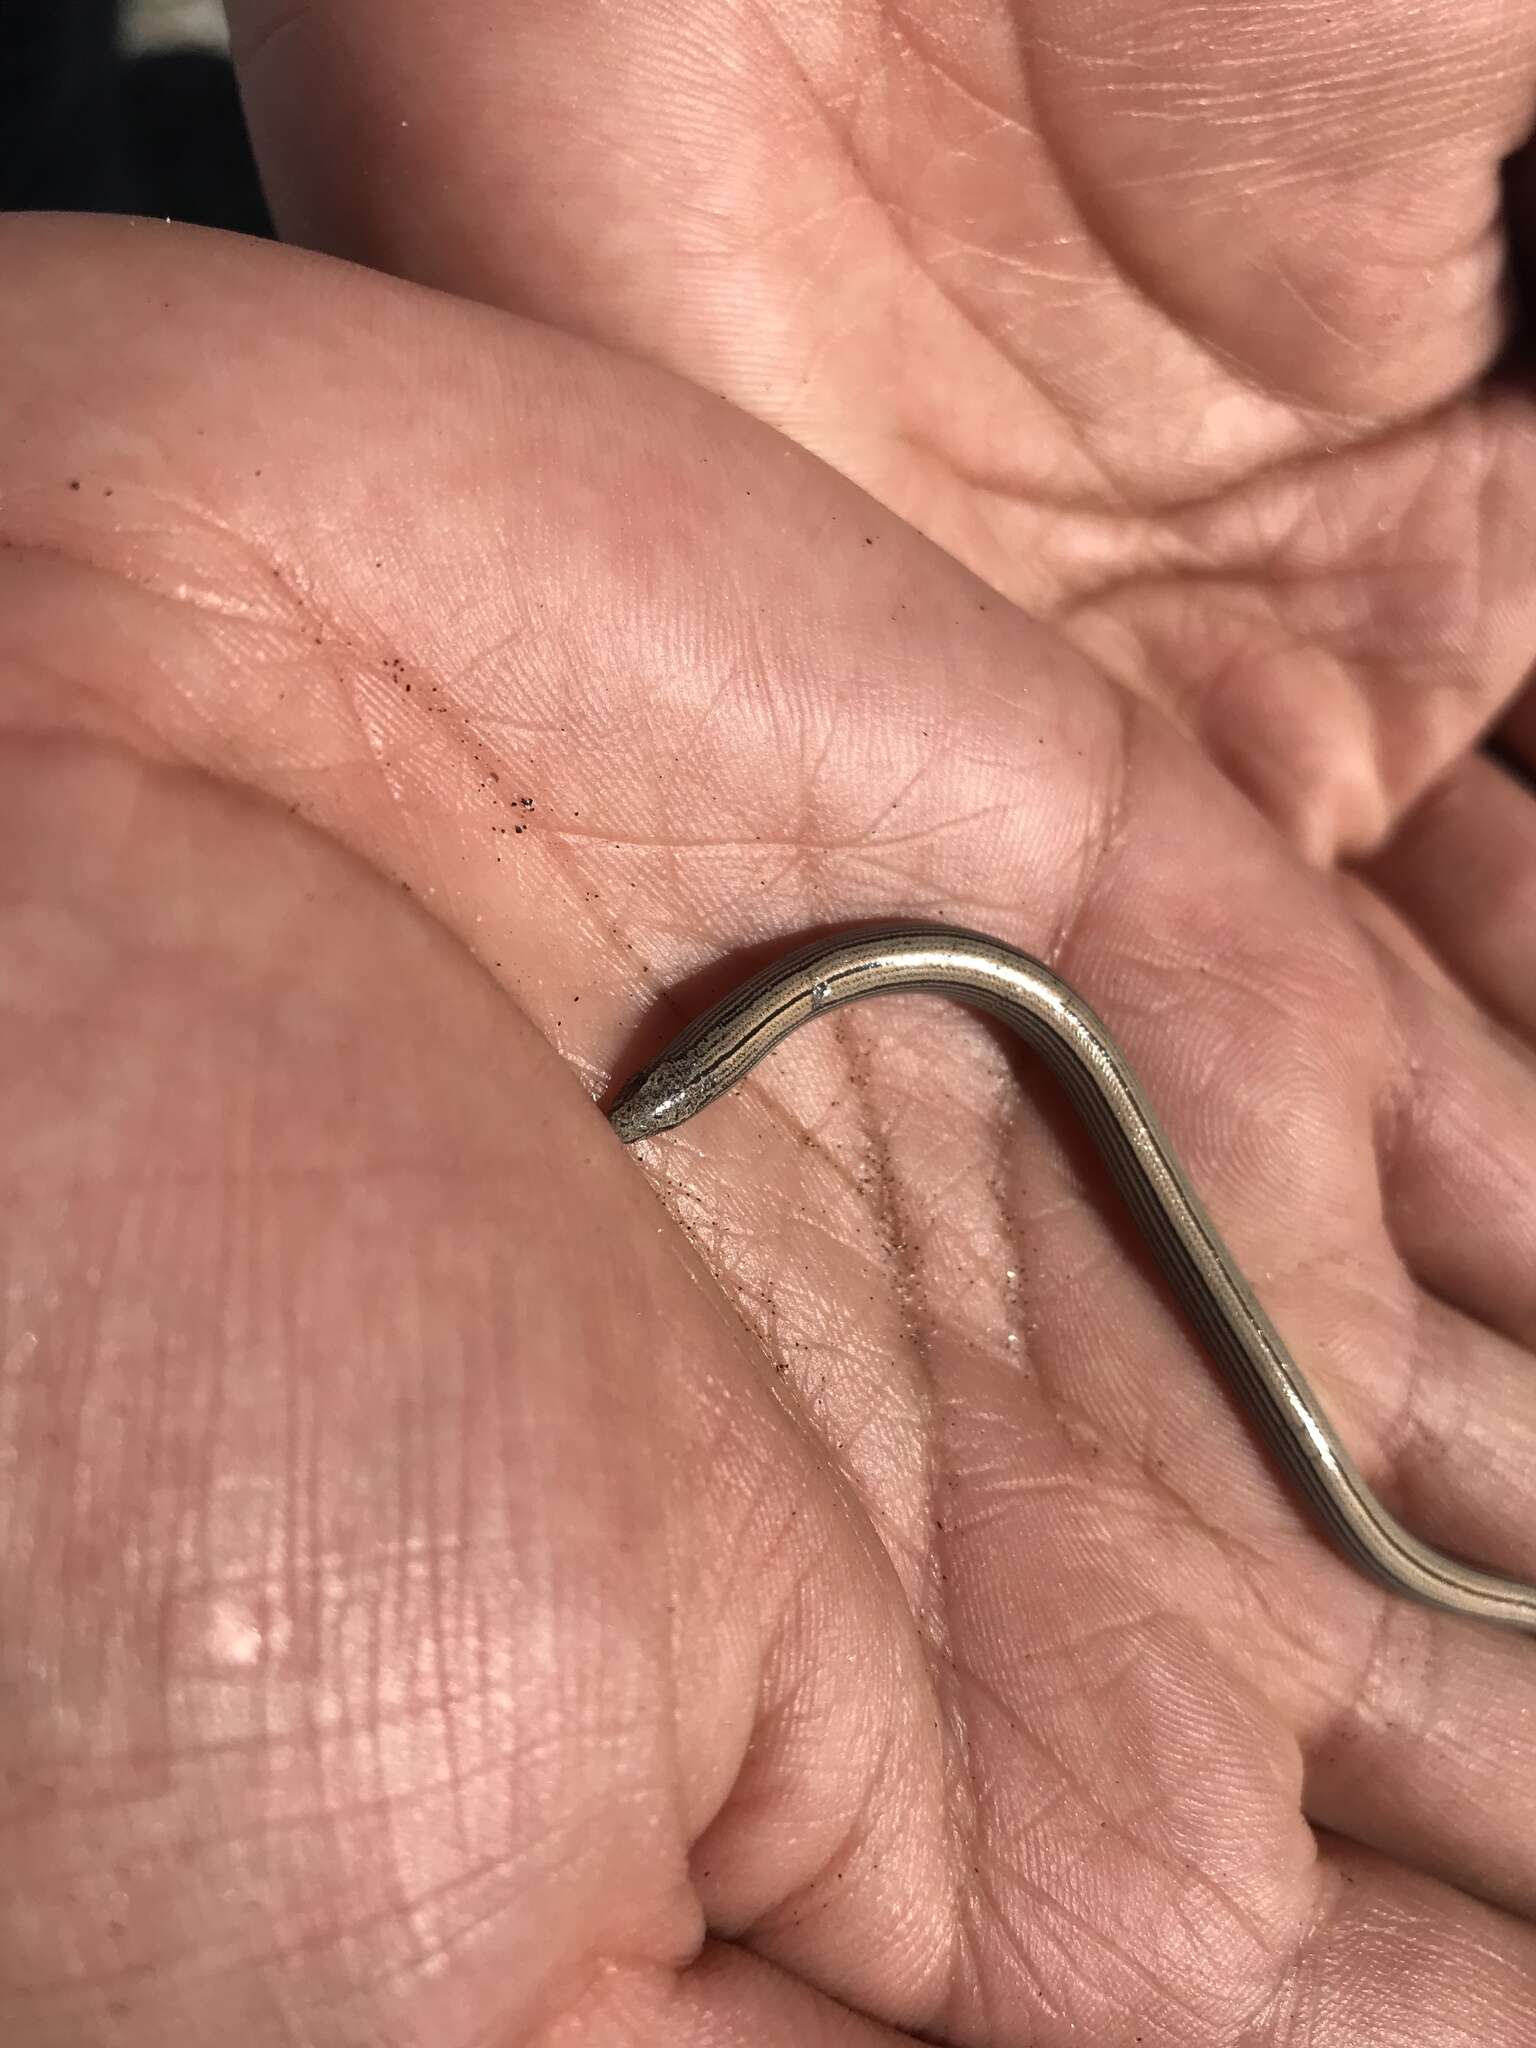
[1, 5, 1534, 2045]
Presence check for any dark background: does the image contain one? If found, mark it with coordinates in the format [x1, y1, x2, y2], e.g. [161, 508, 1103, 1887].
[0, 0, 269, 231]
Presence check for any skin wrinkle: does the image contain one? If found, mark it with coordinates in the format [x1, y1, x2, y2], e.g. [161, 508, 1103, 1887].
[1123, 1433, 1286, 1613]
[1306, 1598, 1432, 1824]
[947, 1863, 1067, 2039]
[0, 543, 431, 848]
[877, 2, 1037, 143]
[1061, 535, 1466, 655]
[347, 1836, 668, 2019]
[1253, 1851, 1351, 2039]
[1272, 1852, 1403, 2048]
[1366, 760, 1536, 1054]
[1363, 1284, 1458, 1527]
[404, 1297, 470, 1872]
[741, 1700, 895, 1937]
[879, 208, 1100, 295]
[886, 412, 1177, 533]
[1372, 430, 1488, 692]
[30, 1826, 540, 2005]
[925, 1432, 999, 2031]
[829, 1018, 944, 1582]
[1039, 680, 1137, 976]
[5, 484, 305, 632]
[1024, 1328, 1279, 1612]
[1398, 1300, 1536, 1560]
[710, 1581, 916, 1975]
[18, 1712, 531, 1853]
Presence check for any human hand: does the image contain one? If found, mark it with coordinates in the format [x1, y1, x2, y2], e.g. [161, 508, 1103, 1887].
[2, 3, 1535, 2041]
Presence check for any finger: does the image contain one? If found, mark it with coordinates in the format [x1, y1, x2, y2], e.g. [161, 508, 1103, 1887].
[1301, 1836, 1536, 2047]
[1298, 1589, 1536, 1924]
[1244, 1287, 1536, 1917]
[546, 1943, 920, 2045]
[1496, 677, 1536, 780]
[1372, 941, 1536, 1353]
[1364, 752, 1536, 1044]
